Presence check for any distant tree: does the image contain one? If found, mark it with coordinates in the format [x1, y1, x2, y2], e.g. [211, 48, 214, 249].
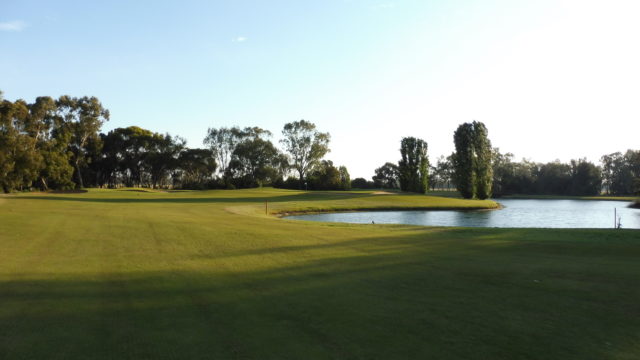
[82, 133, 104, 187]
[95, 132, 120, 187]
[473, 121, 493, 199]
[510, 159, 538, 194]
[176, 148, 216, 188]
[0, 93, 111, 191]
[453, 123, 475, 198]
[600, 152, 619, 195]
[398, 137, 428, 193]
[102, 126, 155, 187]
[98, 126, 185, 188]
[273, 153, 291, 181]
[56, 96, 109, 188]
[280, 120, 330, 188]
[493, 154, 603, 196]
[274, 176, 302, 190]
[600, 150, 640, 195]
[535, 161, 572, 195]
[432, 155, 454, 190]
[372, 162, 399, 189]
[28, 96, 74, 190]
[569, 159, 602, 196]
[146, 134, 185, 188]
[339, 166, 351, 190]
[203, 127, 245, 181]
[624, 150, 640, 195]
[453, 121, 492, 199]
[308, 160, 341, 190]
[491, 148, 514, 197]
[0, 99, 43, 192]
[351, 177, 374, 189]
[230, 128, 281, 187]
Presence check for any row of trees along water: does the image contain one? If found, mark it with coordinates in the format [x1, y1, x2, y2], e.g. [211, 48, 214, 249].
[355, 121, 640, 198]
[2, 92, 639, 196]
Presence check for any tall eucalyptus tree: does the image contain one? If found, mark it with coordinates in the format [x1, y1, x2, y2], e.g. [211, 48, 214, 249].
[56, 96, 109, 188]
[280, 120, 330, 188]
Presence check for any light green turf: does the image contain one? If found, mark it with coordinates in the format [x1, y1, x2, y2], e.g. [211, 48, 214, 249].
[501, 194, 638, 201]
[0, 188, 639, 359]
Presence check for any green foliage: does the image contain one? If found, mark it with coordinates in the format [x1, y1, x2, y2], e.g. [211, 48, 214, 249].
[204, 127, 287, 188]
[453, 121, 492, 199]
[32, 97, 74, 190]
[430, 155, 454, 190]
[453, 123, 475, 198]
[203, 126, 247, 179]
[473, 122, 492, 199]
[306, 160, 351, 190]
[274, 176, 302, 190]
[4, 91, 634, 197]
[101, 126, 159, 187]
[569, 159, 602, 196]
[339, 165, 351, 190]
[96, 127, 189, 188]
[372, 162, 399, 189]
[601, 150, 640, 195]
[175, 148, 217, 189]
[56, 96, 110, 188]
[0, 99, 43, 192]
[146, 134, 185, 188]
[398, 137, 429, 193]
[492, 149, 604, 197]
[491, 149, 538, 196]
[535, 161, 572, 195]
[230, 129, 281, 187]
[280, 120, 330, 188]
[351, 177, 375, 189]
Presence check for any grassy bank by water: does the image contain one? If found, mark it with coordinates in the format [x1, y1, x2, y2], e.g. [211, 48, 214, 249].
[500, 194, 638, 202]
[1, 188, 639, 359]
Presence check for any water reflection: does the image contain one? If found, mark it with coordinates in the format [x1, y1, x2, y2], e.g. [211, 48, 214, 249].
[286, 199, 640, 229]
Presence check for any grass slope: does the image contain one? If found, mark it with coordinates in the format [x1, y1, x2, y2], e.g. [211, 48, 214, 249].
[0, 188, 639, 359]
[501, 194, 638, 201]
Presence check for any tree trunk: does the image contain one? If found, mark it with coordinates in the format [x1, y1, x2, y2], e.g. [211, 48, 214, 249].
[75, 160, 84, 189]
[40, 177, 49, 191]
[298, 169, 305, 190]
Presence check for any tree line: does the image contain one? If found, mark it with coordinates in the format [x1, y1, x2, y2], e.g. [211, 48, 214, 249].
[0, 92, 350, 192]
[2, 91, 638, 196]
[353, 121, 640, 198]
[351, 121, 493, 199]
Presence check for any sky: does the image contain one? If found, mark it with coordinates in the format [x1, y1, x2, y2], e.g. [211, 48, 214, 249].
[1, 0, 639, 178]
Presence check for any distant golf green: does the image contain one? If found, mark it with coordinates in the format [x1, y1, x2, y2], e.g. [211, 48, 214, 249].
[1, 189, 639, 359]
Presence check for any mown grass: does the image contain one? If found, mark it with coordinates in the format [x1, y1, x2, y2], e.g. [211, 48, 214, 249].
[500, 194, 638, 201]
[0, 188, 639, 359]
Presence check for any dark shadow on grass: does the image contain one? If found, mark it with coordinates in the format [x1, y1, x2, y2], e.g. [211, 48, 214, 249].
[51, 189, 89, 194]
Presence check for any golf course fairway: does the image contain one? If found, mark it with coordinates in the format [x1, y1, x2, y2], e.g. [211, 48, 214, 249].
[1, 188, 639, 359]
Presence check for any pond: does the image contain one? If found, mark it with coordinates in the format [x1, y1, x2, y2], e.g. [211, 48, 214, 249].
[285, 199, 640, 229]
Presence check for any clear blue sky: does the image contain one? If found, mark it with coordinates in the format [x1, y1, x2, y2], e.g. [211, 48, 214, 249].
[2, 0, 639, 178]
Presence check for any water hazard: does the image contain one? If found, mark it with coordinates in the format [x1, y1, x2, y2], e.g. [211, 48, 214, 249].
[285, 199, 640, 229]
